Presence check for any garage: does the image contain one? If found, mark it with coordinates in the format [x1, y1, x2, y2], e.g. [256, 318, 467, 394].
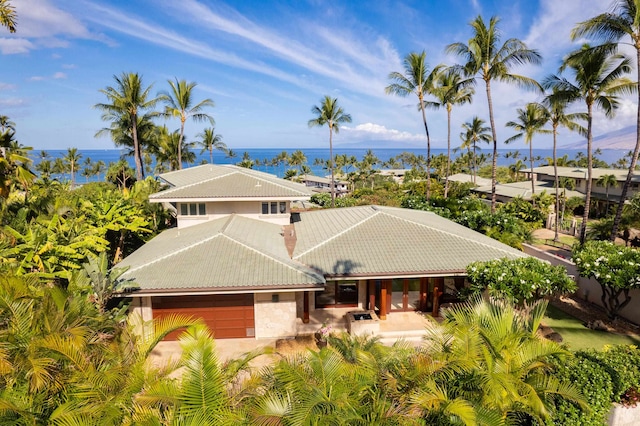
[151, 294, 255, 339]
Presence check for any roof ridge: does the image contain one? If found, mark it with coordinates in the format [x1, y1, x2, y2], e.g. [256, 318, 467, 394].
[294, 206, 379, 258]
[152, 171, 234, 196]
[218, 233, 324, 281]
[377, 208, 523, 257]
[237, 168, 310, 195]
[122, 230, 224, 276]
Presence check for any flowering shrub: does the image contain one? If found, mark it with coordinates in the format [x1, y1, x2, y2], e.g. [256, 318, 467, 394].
[573, 241, 640, 319]
[621, 387, 640, 407]
[465, 257, 577, 304]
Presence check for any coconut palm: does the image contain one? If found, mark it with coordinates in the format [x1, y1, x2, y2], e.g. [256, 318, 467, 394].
[447, 16, 542, 212]
[429, 68, 475, 197]
[386, 51, 442, 200]
[505, 103, 552, 198]
[63, 147, 82, 187]
[197, 127, 226, 164]
[572, 0, 640, 240]
[153, 125, 196, 172]
[160, 78, 215, 170]
[308, 96, 352, 208]
[542, 91, 587, 241]
[543, 44, 634, 243]
[0, 0, 16, 33]
[460, 117, 492, 185]
[95, 72, 159, 181]
[288, 149, 307, 175]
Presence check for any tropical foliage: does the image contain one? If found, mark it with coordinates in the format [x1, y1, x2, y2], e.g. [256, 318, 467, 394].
[573, 240, 640, 319]
[465, 257, 577, 304]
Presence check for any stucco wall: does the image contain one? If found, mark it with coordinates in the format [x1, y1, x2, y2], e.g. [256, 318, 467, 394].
[523, 244, 640, 325]
[254, 292, 297, 338]
[178, 201, 291, 228]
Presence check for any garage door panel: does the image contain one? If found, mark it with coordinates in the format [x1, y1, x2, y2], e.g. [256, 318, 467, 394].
[151, 294, 255, 339]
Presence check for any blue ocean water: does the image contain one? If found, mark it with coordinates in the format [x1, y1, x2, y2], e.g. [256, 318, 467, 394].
[32, 147, 628, 182]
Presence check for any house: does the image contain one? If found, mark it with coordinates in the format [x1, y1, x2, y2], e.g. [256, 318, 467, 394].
[120, 164, 526, 340]
[448, 173, 492, 187]
[473, 180, 584, 203]
[378, 169, 412, 184]
[299, 174, 349, 196]
[526, 166, 640, 204]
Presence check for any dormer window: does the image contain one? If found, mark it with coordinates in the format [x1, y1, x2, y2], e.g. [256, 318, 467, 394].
[262, 202, 287, 215]
[180, 203, 206, 216]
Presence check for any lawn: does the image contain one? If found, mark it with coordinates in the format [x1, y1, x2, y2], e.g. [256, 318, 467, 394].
[543, 304, 640, 351]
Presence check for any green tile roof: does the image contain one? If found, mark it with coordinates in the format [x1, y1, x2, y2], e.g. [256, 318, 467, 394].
[292, 206, 525, 276]
[118, 215, 325, 292]
[150, 165, 314, 200]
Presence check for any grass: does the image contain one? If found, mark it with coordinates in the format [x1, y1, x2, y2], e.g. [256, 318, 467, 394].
[543, 304, 640, 351]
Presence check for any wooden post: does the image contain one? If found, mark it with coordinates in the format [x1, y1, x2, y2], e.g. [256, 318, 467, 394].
[419, 277, 428, 311]
[368, 280, 376, 311]
[380, 282, 388, 320]
[432, 286, 443, 317]
[303, 291, 310, 324]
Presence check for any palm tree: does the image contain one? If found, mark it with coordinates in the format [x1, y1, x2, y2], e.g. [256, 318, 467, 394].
[288, 149, 307, 175]
[153, 125, 195, 172]
[160, 78, 214, 170]
[429, 68, 474, 197]
[505, 103, 551, 198]
[572, 0, 640, 241]
[542, 91, 586, 241]
[543, 44, 634, 243]
[385, 51, 442, 199]
[196, 127, 226, 164]
[0, 0, 16, 33]
[598, 173, 619, 214]
[460, 117, 491, 184]
[308, 96, 352, 208]
[95, 72, 159, 181]
[447, 16, 542, 212]
[64, 147, 82, 187]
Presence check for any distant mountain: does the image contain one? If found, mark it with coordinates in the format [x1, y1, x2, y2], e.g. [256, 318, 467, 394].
[561, 125, 637, 150]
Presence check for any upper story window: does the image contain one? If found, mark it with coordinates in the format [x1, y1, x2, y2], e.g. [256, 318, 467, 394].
[180, 203, 206, 216]
[262, 202, 287, 215]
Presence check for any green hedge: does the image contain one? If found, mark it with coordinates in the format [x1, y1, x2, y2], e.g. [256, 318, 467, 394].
[545, 345, 640, 425]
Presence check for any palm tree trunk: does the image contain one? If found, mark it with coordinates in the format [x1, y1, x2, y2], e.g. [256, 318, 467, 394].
[178, 119, 185, 170]
[420, 103, 432, 200]
[580, 105, 593, 244]
[209, 146, 213, 164]
[329, 126, 335, 208]
[553, 124, 560, 242]
[485, 79, 498, 213]
[132, 113, 144, 181]
[611, 47, 640, 241]
[529, 139, 536, 207]
[444, 106, 451, 198]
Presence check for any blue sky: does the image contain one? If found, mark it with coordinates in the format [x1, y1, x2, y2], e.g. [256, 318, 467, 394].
[0, 0, 633, 151]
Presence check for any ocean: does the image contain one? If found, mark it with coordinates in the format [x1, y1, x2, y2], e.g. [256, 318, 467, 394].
[32, 147, 629, 182]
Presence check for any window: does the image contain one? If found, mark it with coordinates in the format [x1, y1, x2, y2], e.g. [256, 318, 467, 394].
[315, 281, 358, 308]
[179, 203, 206, 216]
[261, 202, 287, 215]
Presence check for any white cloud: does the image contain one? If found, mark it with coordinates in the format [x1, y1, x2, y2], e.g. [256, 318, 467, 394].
[62, 63, 76, 69]
[0, 82, 16, 91]
[0, 38, 35, 54]
[53, 72, 67, 79]
[0, 98, 28, 107]
[341, 123, 426, 142]
[29, 76, 45, 81]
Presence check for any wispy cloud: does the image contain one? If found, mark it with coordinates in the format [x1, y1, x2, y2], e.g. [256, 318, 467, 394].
[0, 38, 35, 54]
[0, 82, 16, 90]
[53, 72, 67, 79]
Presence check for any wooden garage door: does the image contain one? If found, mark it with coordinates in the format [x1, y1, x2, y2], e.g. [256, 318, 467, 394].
[152, 294, 255, 339]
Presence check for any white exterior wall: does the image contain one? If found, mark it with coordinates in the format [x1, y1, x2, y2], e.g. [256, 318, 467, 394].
[177, 201, 291, 228]
[254, 292, 297, 338]
[129, 296, 154, 337]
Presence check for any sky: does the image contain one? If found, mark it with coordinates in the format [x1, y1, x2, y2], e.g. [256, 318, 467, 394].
[0, 0, 635, 151]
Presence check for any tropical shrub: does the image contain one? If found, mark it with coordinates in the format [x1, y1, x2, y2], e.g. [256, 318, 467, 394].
[579, 345, 640, 403]
[545, 352, 614, 426]
[465, 257, 577, 304]
[500, 196, 546, 224]
[573, 241, 640, 319]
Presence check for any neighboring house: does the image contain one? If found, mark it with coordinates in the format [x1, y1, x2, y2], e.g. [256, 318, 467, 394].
[120, 164, 525, 340]
[299, 174, 349, 196]
[473, 180, 584, 203]
[448, 173, 492, 187]
[378, 169, 411, 184]
[526, 166, 640, 204]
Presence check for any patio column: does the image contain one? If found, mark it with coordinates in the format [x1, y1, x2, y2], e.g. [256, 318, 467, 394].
[368, 280, 376, 311]
[303, 292, 310, 324]
[379, 281, 388, 320]
[419, 277, 428, 311]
